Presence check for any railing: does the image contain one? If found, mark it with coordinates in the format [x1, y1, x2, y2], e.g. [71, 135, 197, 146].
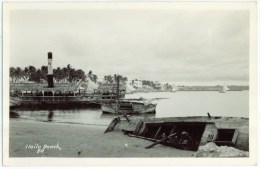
[19, 94, 120, 102]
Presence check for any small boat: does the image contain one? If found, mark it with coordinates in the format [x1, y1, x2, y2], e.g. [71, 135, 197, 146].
[102, 75, 157, 115]
[101, 98, 157, 114]
[105, 116, 249, 152]
[219, 85, 229, 93]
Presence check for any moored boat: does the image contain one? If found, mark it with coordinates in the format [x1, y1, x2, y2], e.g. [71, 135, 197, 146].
[219, 85, 229, 93]
[101, 99, 157, 114]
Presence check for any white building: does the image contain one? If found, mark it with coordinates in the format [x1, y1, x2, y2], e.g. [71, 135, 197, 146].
[142, 85, 153, 90]
[133, 80, 143, 89]
[153, 81, 161, 89]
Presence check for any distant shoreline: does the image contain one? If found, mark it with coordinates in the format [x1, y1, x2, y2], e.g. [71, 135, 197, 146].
[129, 89, 248, 93]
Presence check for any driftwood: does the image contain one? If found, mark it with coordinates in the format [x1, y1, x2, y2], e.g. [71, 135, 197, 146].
[122, 112, 131, 122]
[104, 118, 120, 133]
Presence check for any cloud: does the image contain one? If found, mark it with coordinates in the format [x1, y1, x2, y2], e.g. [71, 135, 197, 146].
[9, 9, 249, 85]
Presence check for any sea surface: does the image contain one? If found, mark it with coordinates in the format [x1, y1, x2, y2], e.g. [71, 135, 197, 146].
[13, 91, 249, 126]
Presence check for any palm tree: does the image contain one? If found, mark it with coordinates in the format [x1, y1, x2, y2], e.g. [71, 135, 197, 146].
[88, 70, 93, 81]
[14, 67, 22, 82]
[28, 65, 36, 74]
[28, 65, 36, 81]
[41, 66, 48, 80]
[93, 75, 98, 83]
[54, 67, 62, 83]
[61, 67, 68, 83]
[69, 68, 77, 83]
[24, 67, 29, 80]
[106, 75, 113, 84]
[10, 67, 15, 82]
[67, 64, 71, 82]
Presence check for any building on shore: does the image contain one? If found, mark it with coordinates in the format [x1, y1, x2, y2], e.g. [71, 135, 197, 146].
[132, 80, 143, 89]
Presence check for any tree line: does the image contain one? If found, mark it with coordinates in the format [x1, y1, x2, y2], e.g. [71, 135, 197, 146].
[9, 65, 127, 85]
[104, 74, 128, 84]
[10, 65, 172, 90]
[10, 65, 90, 84]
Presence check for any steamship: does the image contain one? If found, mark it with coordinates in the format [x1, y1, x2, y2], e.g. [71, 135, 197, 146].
[10, 52, 125, 109]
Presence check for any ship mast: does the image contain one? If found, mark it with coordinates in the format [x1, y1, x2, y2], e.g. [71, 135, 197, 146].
[116, 75, 120, 115]
[116, 75, 130, 122]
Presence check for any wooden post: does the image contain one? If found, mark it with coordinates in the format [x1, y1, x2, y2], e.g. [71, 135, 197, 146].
[116, 75, 120, 100]
[122, 112, 130, 122]
[116, 75, 120, 115]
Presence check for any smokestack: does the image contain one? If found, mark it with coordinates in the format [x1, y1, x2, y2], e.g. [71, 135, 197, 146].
[47, 52, 54, 88]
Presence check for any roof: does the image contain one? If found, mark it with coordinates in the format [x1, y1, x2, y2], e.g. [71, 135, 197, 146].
[10, 83, 78, 92]
[98, 83, 126, 90]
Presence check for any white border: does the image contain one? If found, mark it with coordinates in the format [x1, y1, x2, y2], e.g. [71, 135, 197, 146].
[2, 1, 258, 166]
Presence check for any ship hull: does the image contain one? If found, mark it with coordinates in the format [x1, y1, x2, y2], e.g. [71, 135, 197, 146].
[10, 96, 21, 109]
[9, 96, 103, 109]
[105, 116, 249, 152]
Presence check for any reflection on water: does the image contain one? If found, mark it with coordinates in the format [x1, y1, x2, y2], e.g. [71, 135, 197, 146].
[16, 108, 111, 126]
[12, 91, 249, 126]
[126, 91, 249, 118]
[48, 111, 54, 121]
[15, 108, 155, 126]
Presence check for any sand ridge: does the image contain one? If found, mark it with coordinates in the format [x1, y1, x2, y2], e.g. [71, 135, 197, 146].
[9, 119, 194, 157]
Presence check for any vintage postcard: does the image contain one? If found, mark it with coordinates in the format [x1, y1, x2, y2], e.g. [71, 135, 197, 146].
[2, 1, 258, 166]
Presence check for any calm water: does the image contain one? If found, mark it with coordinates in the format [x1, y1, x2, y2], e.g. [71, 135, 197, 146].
[13, 91, 249, 126]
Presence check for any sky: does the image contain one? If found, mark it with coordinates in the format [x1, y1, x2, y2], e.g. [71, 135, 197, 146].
[9, 9, 249, 85]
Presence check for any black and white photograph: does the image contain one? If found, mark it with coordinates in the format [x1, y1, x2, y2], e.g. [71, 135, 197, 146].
[2, 1, 258, 166]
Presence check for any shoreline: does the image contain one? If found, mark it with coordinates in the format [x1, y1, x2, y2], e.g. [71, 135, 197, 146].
[9, 119, 194, 157]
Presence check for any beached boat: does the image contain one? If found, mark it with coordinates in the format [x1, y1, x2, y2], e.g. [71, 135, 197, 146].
[101, 98, 157, 114]
[105, 116, 249, 151]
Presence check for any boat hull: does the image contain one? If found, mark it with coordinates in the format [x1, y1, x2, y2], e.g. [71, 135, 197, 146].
[101, 102, 156, 114]
[9, 95, 103, 109]
[10, 96, 21, 109]
[9, 93, 125, 109]
[105, 116, 249, 151]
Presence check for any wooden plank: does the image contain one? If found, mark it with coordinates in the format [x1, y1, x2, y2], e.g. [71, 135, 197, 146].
[104, 118, 120, 133]
[170, 125, 176, 135]
[153, 126, 162, 139]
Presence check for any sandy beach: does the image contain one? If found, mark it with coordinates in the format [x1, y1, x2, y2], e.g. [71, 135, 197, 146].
[9, 119, 194, 157]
